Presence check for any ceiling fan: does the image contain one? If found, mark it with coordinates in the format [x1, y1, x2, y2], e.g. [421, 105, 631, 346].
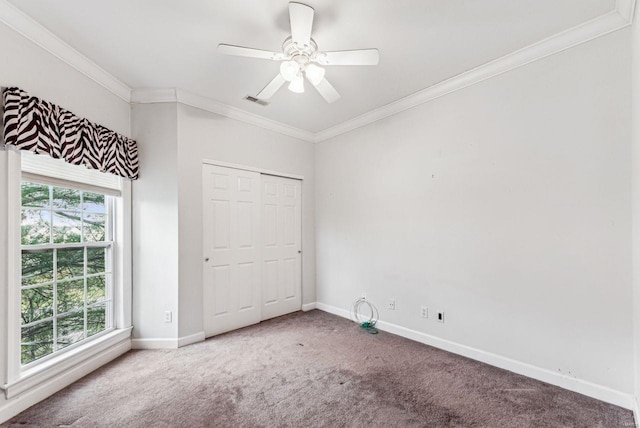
[217, 2, 379, 103]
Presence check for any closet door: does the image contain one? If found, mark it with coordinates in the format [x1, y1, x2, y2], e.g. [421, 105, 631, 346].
[262, 175, 302, 320]
[202, 164, 261, 337]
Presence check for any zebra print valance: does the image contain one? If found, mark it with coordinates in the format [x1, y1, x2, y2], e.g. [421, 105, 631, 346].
[2, 87, 139, 180]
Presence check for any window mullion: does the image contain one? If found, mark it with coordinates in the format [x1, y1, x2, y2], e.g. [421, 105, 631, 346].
[49, 186, 53, 245]
[52, 247, 58, 352]
[21, 281, 55, 291]
[80, 191, 85, 245]
[21, 316, 56, 329]
[22, 242, 113, 251]
[107, 196, 114, 330]
[84, 245, 88, 340]
[81, 191, 88, 340]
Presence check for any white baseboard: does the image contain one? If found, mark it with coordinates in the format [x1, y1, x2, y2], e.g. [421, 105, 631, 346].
[132, 332, 205, 350]
[301, 302, 316, 312]
[315, 302, 635, 410]
[131, 338, 177, 349]
[178, 331, 205, 348]
[0, 338, 130, 424]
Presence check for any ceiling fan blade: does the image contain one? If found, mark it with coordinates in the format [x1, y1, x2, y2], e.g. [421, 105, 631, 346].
[289, 2, 314, 46]
[257, 74, 287, 99]
[217, 44, 285, 61]
[309, 77, 341, 103]
[316, 49, 380, 66]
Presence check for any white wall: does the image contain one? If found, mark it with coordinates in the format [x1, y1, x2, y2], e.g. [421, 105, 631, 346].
[0, 151, 9, 415]
[130, 103, 179, 341]
[315, 29, 633, 394]
[0, 20, 131, 420]
[176, 103, 316, 338]
[0, 23, 129, 136]
[632, 7, 640, 414]
[128, 102, 315, 342]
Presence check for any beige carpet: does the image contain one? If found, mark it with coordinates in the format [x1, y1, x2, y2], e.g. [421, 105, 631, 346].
[3, 310, 634, 427]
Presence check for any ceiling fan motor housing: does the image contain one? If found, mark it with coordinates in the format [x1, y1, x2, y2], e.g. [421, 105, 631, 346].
[282, 36, 318, 63]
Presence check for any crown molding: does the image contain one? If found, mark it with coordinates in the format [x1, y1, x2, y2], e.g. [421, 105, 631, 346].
[130, 88, 316, 143]
[1, 0, 633, 142]
[130, 88, 178, 104]
[616, 0, 636, 23]
[314, 3, 635, 142]
[177, 91, 316, 142]
[0, 0, 131, 102]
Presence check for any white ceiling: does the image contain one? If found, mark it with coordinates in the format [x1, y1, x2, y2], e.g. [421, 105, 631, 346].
[6, 0, 617, 133]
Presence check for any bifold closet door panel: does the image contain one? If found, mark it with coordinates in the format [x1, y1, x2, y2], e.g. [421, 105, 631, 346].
[202, 164, 261, 337]
[262, 174, 302, 320]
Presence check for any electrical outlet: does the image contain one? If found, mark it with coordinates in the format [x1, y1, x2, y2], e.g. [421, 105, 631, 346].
[436, 311, 445, 323]
[421, 306, 428, 318]
[164, 311, 172, 323]
[388, 298, 396, 311]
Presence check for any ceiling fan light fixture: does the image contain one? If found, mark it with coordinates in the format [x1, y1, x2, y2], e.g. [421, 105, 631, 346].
[280, 60, 300, 82]
[288, 73, 305, 93]
[305, 63, 325, 85]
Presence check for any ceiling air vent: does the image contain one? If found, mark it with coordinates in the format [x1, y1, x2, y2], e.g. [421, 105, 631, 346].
[244, 95, 269, 106]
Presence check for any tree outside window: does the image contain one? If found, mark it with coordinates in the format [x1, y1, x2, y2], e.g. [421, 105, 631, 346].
[20, 181, 113, 365]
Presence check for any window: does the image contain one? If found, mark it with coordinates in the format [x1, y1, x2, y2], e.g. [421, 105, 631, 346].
[20, 181, 114, 365]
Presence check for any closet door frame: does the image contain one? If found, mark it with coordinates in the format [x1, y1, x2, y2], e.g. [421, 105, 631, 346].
[203, 160, 304, 182]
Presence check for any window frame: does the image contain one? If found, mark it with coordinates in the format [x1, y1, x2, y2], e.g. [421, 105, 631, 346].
[2, 149, 132, 393]
[19, 181, 116, 368]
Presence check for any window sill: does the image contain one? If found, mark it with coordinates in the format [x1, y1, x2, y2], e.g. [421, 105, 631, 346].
[1, 327, 132, 399]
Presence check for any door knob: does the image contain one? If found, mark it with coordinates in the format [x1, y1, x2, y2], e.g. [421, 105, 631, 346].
[204, 257, 210, 262]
